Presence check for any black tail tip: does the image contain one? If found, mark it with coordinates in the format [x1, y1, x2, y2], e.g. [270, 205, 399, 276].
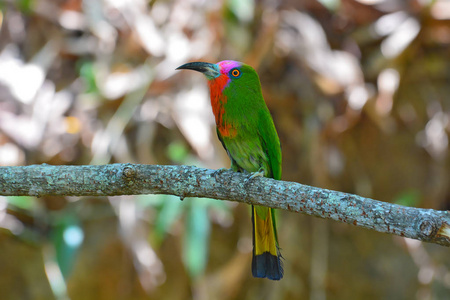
[252, 252, 284, 280]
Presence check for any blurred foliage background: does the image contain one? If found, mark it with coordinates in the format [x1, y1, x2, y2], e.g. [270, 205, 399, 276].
[0, 0, 450, 299]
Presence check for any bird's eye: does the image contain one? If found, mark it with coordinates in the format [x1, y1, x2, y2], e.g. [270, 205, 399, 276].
[231, 69, 241, 77]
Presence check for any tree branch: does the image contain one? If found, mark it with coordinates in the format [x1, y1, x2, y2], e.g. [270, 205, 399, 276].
[1, 163, 449, 246]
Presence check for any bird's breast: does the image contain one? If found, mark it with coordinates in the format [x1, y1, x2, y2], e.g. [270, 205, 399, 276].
[208, 78, 237, 138]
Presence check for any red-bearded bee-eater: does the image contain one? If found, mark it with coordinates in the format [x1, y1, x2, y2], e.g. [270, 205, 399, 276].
[176, 60, 283, 280]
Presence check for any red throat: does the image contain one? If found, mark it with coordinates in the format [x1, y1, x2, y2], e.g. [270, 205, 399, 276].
[208, 75, 236, 137]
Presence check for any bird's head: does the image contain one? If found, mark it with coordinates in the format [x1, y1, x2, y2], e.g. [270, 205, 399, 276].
[177, 60, 265, 137]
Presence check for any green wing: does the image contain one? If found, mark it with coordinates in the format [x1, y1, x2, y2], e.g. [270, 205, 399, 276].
[257, 108, 282, 180]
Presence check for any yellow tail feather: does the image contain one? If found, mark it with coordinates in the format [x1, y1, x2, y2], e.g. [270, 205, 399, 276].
[253, 206, 278, 256]
[252, 205, 283, 280]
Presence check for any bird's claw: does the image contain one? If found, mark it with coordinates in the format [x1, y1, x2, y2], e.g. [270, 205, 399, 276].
[244, 169, 265, 184]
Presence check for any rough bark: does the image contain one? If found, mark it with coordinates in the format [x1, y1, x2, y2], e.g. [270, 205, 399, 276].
[1, 163, 449, 246]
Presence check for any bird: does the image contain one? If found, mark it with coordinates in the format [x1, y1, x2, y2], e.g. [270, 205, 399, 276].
[176, 60, 283, 280]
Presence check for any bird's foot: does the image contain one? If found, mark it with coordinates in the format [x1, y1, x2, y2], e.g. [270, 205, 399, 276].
[244, 168, 265, 184]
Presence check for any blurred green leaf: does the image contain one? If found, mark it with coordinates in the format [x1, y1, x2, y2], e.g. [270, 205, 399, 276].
[393, 190, 421, 207]
[317, 0, 340, 11]
[226, 0, 254, 23]
[7, 196, 37, 210]
[154, 195, 184, 244]
[17, 0, 33, 14]
[52, 214, 84, 279]
[183, 198, 210, 279]
[78, 60, 98, 94]
[167, 141, 189, 163]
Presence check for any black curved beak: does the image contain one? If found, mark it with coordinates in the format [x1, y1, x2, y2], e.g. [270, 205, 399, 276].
[176, 62, 220, 79]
